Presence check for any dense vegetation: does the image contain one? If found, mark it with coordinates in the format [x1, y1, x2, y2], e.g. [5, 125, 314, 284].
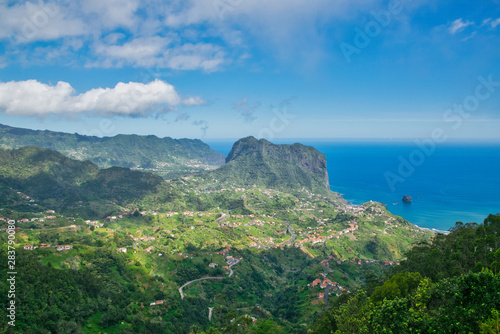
[309, 214, 500, 334]
[0, 146, 165, 217]
[0, 123, 225, 179]
[0, 222, 343, 334]
[0, 180, 434, 334]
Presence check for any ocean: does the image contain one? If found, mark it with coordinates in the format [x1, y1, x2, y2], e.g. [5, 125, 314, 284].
[205, 139, 500, 232]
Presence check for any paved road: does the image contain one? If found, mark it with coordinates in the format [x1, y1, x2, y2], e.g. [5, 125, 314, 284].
[179, 259, 239, 299]
[179, 276, 225, 300]
[228, 258, 240, 277]
[279, 221, 297, 247]
[324, 284, 332, 308]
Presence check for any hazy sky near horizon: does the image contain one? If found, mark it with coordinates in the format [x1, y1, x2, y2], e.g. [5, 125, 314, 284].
[0, 0, 499, 140]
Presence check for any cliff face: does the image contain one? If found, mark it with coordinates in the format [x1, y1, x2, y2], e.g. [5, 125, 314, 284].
[212, 137, 330, 192]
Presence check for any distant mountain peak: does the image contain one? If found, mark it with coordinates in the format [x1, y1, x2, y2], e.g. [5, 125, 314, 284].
[211, 137, 330, 193]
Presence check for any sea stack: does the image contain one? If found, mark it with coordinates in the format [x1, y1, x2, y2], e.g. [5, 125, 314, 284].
[402, 195, 412, 203]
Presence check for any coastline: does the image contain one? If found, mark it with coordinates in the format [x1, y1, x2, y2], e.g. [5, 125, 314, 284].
[206, 140, 500, 233]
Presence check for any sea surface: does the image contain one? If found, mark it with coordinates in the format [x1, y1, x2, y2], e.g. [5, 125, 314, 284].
[205, 139, 500, 232]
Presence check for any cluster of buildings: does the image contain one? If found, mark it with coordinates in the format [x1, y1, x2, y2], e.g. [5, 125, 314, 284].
[209, 250, 240, 268]
[1, 213, 69, 231]
[129, 235, 156, 242]
[177, 252, 189, 259]
[14, 192, 37, 206]
[149, 300, 164, 306]
[383, 260, 399, 266]
[214, 247, 231, 255]
[166, 211, 218, 218]
[105, 215, 123, 221]
[23, 244, 73, 251]
[0, 218, 16, 224]
[85, 220, 103, 228]
[326, 255, 396, 266]
[248, 236, 275, 249]
[219, 219, 281, 241]
[1, 212, 58, 225]
[293, 223, 358, 247]
[309, 273, 349, 299]
[226, 256, 239, 266]
[137, 210, 158, 216]
[243, 315, 258, 322]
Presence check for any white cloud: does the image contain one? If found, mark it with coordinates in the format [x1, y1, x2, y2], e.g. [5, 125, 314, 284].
[461, 31, 477, 42]
[182, 96, 206, 106]
[91, 37, 226, 71]
[0, 79, 203, 117]
[80, 0, 140, 30]
[165, 43, 226, 72]
[93, 36, 172, 68]
[162, 0, 384, 63]
[491, 18, 500, 29]
[163, 0, 379, 28]
[481, 18, 492, 27]
[0, 0, 141, 43]
[0, 0, 431, 70]
[448, 18, 473, 34]
[0, 1, 227, 71]
[0, 1, 86, 42]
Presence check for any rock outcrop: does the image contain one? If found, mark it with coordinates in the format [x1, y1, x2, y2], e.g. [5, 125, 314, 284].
[209, 137, 330, 193]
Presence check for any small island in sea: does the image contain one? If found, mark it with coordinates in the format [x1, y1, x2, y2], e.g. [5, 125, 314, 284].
[402, 195, 413, 203]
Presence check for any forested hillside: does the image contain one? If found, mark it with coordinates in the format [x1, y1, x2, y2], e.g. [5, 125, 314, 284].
[0, 146, 165, 217]
[309, 214, 500, 334]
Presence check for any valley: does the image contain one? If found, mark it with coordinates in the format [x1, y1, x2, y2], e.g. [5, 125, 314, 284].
[0, 178, 433, 333]
[0, 134, 494, 334]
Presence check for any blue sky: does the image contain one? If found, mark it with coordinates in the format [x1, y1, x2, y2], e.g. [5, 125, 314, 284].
[0, 0, 499, 140]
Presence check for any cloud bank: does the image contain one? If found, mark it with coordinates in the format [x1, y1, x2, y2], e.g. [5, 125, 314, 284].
[0, 0, 392, 71]
[0, 79, 202, 117]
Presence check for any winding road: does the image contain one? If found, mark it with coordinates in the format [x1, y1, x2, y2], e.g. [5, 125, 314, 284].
[278, 220, 297, 247]
[179, 276, 225, 300]
[228, 258, 239, 277]
[179, 259, 240, 299]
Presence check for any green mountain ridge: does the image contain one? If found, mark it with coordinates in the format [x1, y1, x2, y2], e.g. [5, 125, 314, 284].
[0, 123, 225, 179]
[0, 146, 165, 216]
